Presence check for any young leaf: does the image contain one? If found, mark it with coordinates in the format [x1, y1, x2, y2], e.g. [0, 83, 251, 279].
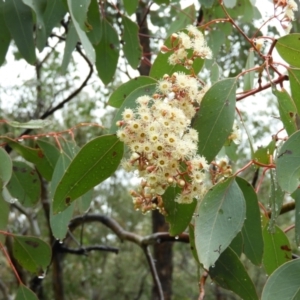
[253, 140, 276, 165]
[50, 152, 74, 240]
[22, 0, 47, 52]
[209, 247, 258, 300]
[67, 0, 95, 64]
[0, 147, 12, 188]
[4, 0, 36, 64]
[195, 177, 246, 269]
[262, 259, 300, 300]
[273, 87, 298, 136]
[110, 83, 157, 133]
[243, 49, 255, 91]
[193, 78, 237, 163]
[107, 76, 157, 108]
[95, 19, 119, 84]
[6, 161, 41, 207]
[16, 285, 38, 300]
[6, 119, 52, 129]
[123, 0, 138, 15]
[12, 235, 51, 274]
[163, 186, 197, 236]
[0, 1, 11, 66]
[236, 177, 263, 265]
[276, 131, 300, 193]
[288, 68, 300, 115]
[53, 135, 123, 214]
[276, 34, 300, 68]
[86, 0, 102, 45]
[262, 223, 292, 275]
[122, 16, 142, 69]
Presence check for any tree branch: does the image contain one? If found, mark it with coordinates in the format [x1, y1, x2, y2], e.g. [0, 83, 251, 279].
[59, 244, 119, 255]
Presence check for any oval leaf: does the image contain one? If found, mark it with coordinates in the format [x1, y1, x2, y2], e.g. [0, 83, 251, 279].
[0, 193, 9, 244]
[195, 177, 246, 269]
[12, 235, 51, 274]
[209, 247, 259, 300]
[163, 186, 197, 236]
[236, 177, 263, 265]
[243, 49, 255, 91]
[276, 130, 300, 193]
[95, 19, 119, 84]
[0, 1, 11, 66]
[0, 147, 12, 187]
[6, 161, 41, 207]
[193, 78, 237, 163]
[122, 15, 142, 69]
[288, 67, 300, 115]
[276, 34, 300, 68]
[123, 0, 138, 15]
[4, 0, 36, 64]
[16, 285, 38, 300]
[262, 259, 300, 300]
[262, 223, 292, 275]
[53, 135, 123, 214]
[86, 0, 102, 45]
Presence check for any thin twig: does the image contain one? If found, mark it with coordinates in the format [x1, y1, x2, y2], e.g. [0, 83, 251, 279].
[198, 271, 208, 300]
[59, 244, 119, 255]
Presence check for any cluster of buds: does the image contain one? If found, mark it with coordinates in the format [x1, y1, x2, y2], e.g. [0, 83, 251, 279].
[274, 0, 298, 33]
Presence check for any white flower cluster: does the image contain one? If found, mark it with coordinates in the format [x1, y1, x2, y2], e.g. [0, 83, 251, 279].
[117, 26, 215, 214]
[161, 25, 212, 68]
[275, 0, 298, 33]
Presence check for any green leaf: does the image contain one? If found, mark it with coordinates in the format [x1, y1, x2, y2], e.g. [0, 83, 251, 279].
[0, 147, 12, 188]
[268, 169, 285, 232]
[6, 161, 41, 207]
[253, 140, 276, 165]
[207, 29, 226, 58]
[16, 285, 38, 300]
[166, 4, 196, 36]
[110, 83, 157, 133]
[122, 15, 142, 69]
[276, 131, 300, 193]
[108, 76, 157, 108]
[36, 139, 60, 171]
[193, 78, 237, 163]
[229, 232, 243, 257]
[262, 223, 292, 275]
[210, 62, 220, 84]
[0, 2, 11, 66]
[123, 0, 138, 15]
[50, 152, 74, 240]
[150, 32, 205, 79]
[1, 137, 54, 181]
[95, 19, 119, 84]
[243, 49, 255, 91]
[189, 224, 201, 265]
[195, 177, 246, 269]
[67, 0, 95, 64]
[0, 193, 9, 244]
[288, 68, 300, 116]
[163, 186, 197, 236]
[6, 119, 52, 129]
[43, 0, 67, 37]
[199, 0, 215, 8]
[53, 135, 123, 214]
[61, 20, 78, 74]
[12, 235, 51, 274]
[22, 0, 47, 52]
[262, 259, 300, 300]
[209, 247, 258, 300]
[293, 189, 300, 246]
[273, 87, 298, 136]
[4, 0, 36, 64]
[153, 0, 169, 4]
[86, 0, 102, 45]
[236, 177, 263, 265]
[276, 34, 300, 68]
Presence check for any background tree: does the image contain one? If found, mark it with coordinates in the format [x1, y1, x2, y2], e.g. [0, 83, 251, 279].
[0, 1, 300, 300]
